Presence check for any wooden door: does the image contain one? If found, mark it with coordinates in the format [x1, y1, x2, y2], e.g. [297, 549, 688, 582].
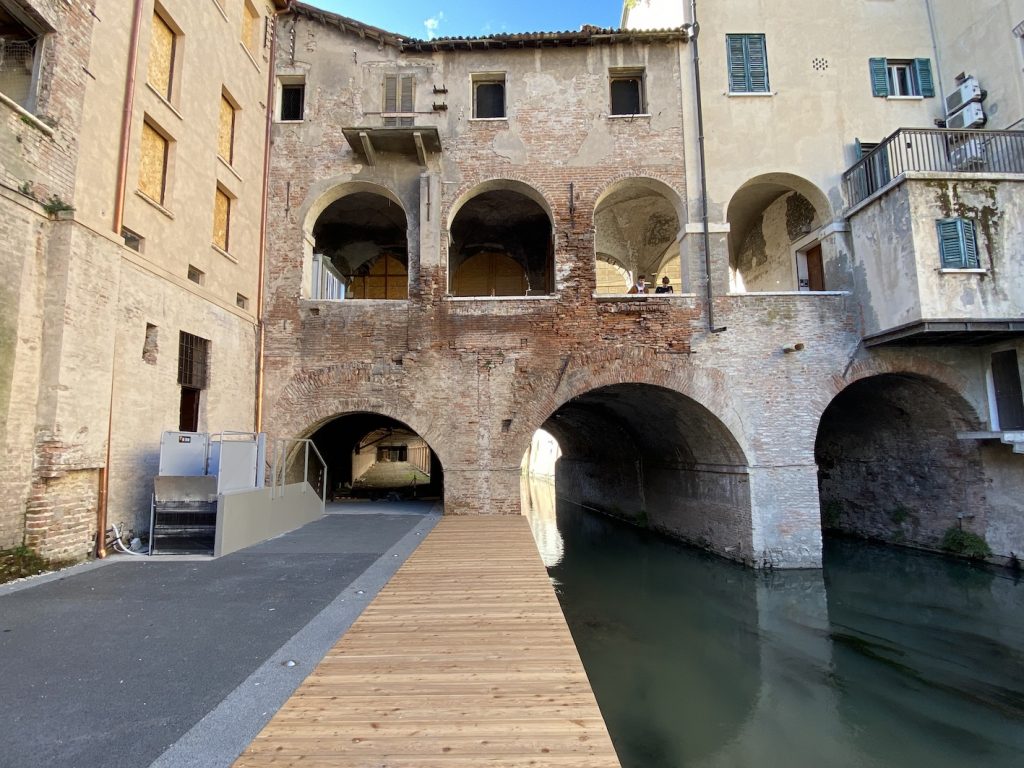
[805, 245, 825, 291]
[992, 350, 1024, 429]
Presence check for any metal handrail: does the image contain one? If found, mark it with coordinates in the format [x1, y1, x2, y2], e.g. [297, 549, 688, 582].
[843, 127, 1024, 207]
[270, 437, 328, 512]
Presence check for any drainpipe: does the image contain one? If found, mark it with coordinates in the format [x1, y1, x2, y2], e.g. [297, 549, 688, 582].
[922, 0, 947, 112]
[255, 5, 285, 432]
[112, 0, 145, 236]
[98, 0, 145, 558]
[688, 0, 726, 333]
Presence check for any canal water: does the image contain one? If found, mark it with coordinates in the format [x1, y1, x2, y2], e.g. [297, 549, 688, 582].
[522, 479, 1024, 768]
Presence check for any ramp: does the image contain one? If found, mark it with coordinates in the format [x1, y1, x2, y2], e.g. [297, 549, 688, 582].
[233, 516, 620, 766]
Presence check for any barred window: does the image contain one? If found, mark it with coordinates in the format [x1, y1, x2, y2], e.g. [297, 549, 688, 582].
[177, 332, 209, 389]
[0, 5, 44, 111]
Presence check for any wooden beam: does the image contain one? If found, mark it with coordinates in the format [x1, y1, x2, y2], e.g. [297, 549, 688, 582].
[412, 131, 427, 167]
[358, 131, 376, 166]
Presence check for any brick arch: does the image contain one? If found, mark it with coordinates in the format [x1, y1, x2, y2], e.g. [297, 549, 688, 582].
[504, 347, 754, 466]
[443, 176, 556, 232]
[811, 353, 984, 429]
[592, 174, 686, 230]
[266, 365, 453, 471]
[300, 178, 409, 239]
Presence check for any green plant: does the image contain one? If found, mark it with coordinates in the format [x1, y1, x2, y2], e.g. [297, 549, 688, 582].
[941, 527, 992, 560]
[18, 180, 34, 198]
[42, 194, 74, 215]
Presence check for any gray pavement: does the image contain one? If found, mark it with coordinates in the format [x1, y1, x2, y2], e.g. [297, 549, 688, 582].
[0, 501, 439, 768]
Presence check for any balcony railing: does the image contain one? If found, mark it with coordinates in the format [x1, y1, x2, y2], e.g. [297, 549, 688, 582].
[844, 128, 1024, 207]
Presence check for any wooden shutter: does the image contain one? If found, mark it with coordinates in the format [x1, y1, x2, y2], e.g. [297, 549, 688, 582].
[218, 95, 235, 163]
[745, 35, 768, 92]
[400, 75, 414, 126]
[726, 35, 747, 92]
[869, 58, 889, 97]
[937, 218, 978, 269]
[213, 187, 230, 251]
[383, 75, 397, 126]
[148, 13, 175, 99]
[242, 3, 258, 54]
[992, 350, 1024, 430]
[139, 122, 168, 204]
[914, 58, 935, 97]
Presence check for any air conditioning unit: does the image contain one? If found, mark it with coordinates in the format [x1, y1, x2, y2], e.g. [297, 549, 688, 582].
[945, 76, 982, 116]
[945, 101, 986, 130]
[949, 138, 986, 169]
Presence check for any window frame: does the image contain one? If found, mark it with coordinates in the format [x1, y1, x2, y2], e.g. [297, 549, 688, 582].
[936, 218, 981, 270]
[218, 89, 238, 165]
[382, 73, 415, 127]
[472, 73, 507, 120]
[241, 0, 260, 58]
[277, 76, 305, 122]
[212, 184, 233, 253]
[608, 68, 646, 116]
[0, 2, 49, 114]
[147, 5, 182, 105]
[138, 118, 172, 206]
[726, 33, 770, 94]
[869, 57, 934, 99]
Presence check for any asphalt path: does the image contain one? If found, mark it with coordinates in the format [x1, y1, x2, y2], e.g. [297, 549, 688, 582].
[0, 501, 439, 768]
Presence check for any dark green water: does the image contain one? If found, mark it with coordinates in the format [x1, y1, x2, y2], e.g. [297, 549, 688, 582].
[525, 486, 1024, 768]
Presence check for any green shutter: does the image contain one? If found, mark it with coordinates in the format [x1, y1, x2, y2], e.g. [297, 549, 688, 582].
[914, 58, 935, 97]
[937, 218, 980, 269]
[869, 58, 889, 97]
[727, 35, 747, 92]
[962, 219, 979, 268]
[383, 75, 397, 127]
[746, 35, 769, 92]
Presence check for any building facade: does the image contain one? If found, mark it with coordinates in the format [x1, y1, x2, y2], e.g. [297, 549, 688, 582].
[0, 0, 284, 559]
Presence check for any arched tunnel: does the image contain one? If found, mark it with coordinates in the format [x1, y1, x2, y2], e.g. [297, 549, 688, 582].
[816, 374, 986, 550]
[529, 384, 754, 563]
[306, 413, 443, 501]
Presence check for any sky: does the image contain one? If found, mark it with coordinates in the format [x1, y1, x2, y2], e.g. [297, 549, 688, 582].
[310, 0, 624, 40]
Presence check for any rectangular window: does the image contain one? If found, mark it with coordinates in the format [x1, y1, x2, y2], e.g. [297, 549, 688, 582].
[727, 34, 769, 93]
[383, 74, 414, 127]
[869, 58, 934, 98]
[177, 331, 209, 389]
[473, 74, 506, 118]
[147, 11, 176, 100]
[936, 218, 980, 269]
[241, 2, 259, 56]
[187, 264, 205, 285]
[236, 293, 249, 309]
[121, 227, 144, 252]
[0, 5, 43, 111]
[139, 120, 169, 205]
[218, 92, 236, 164]
[279, 81, 304, 121]
[991, 350, 1024, 430]
[609, 69, 645, 115]
[212, 186, 231, 252]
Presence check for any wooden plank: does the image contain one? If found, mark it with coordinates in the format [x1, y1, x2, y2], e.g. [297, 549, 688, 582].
[233, 516, 620, 767]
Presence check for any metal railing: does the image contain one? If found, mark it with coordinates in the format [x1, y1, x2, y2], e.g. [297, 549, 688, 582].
[844, 128, 1024, 207]
[269, 437, 328, 510]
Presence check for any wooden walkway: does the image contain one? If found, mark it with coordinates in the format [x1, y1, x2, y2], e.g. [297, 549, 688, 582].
[233, 516, 620, 767]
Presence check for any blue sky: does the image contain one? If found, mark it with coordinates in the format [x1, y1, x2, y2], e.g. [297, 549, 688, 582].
[310, 0, 624, 40]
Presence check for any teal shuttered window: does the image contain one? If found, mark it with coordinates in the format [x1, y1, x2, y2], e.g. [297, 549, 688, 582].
[727, 34, 769, 93]
[870, 58, 935, 98]
[936, 218, 980, 269]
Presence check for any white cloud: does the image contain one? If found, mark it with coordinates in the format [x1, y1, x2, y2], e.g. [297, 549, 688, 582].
[423, 10, 445, 39]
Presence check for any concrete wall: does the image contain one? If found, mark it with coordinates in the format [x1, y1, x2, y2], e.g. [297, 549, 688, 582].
[849, 177, 1024, 336]
[214, 481, 323, 557]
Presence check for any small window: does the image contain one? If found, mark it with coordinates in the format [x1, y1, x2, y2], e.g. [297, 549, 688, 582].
[139, 120, 170, 205]
[178, 331, 209, 389]
[121, 227, 144, 252]
[236, 293, 249, 309]
[0, 4, 44, 111]
[936, 218, 980, 269]
[383, 74, 414, 127]
[142, 323, 158, 364]
[473, 74, 505, 118]
[218, 91, 236, 164]
[869, 58, 934, 98]
[241, 1, 259, 56]
[187, 264, 205, 285]
[279, 80, 304, 121]
[212, 186, 231, 252]
[727, 34, 769, 93]
[147, 10, 177, 101]
[610, 69, 644, 115]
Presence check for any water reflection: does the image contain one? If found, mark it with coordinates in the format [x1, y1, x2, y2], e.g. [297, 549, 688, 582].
[522, 476, 1024, 768]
